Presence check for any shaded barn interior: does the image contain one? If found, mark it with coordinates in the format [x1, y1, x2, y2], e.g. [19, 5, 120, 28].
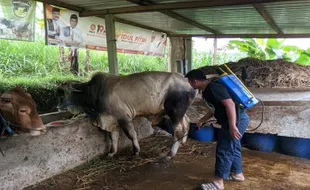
[2, 0, 310, 190]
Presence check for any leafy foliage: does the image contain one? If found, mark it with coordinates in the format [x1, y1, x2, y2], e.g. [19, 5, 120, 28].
[227, 38, 310, 65]
[192, 48, 246, 69]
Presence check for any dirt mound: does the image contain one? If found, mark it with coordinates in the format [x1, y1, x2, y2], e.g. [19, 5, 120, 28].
[199, 57, 310, 88]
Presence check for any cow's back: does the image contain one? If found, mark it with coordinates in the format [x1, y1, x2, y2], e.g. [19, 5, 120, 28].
[105, 71, 195, 117]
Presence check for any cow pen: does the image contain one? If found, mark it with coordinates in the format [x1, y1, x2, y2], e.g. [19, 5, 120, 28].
[0, 88, 310, 190]
[0, 116, 155, 190]
[24, 136, 310, 190]
[2, 0, 310, 190]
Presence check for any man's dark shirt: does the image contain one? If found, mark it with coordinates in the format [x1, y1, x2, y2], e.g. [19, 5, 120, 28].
[202, 80, 235, 126]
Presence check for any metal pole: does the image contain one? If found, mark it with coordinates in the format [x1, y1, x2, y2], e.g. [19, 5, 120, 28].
[213, 38, 218, 65]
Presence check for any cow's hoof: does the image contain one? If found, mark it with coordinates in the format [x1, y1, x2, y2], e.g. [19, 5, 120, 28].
[108, 153, 115, 157]
[131, 154, 142, 161]
[167, 151, 176, 158]
[157, 156, 171, 163]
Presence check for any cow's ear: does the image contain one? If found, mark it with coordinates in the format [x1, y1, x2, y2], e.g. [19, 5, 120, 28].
[69, 86, 82, 92]
[18, 105, 31, 115]
[16, 86, 26, 92]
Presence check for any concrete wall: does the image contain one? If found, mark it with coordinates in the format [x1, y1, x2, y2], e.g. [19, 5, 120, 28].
[247, 102, 310, 138]
[168, 36, 185, 72]
[0, 117, 153, 190]
[248, 88, 310, 138]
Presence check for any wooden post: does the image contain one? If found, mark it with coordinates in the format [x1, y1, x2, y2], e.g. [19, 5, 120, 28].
[70, 47, 79, 75]
[85, 49, 90, 73]
[185, 37, 192, 72]
[104, 14, 118, 74]
[59, 47, 65, 69]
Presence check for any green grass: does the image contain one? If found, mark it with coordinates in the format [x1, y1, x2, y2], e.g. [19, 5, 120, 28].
[0, 40, 60, 77]
[0, 75, 81, 91]
[0, 39, 168, 79]
[192, 49, 247, 69]
[0, 38, 247, 92]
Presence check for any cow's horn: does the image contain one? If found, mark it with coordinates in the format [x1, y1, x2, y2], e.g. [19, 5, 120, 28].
[69, 86, 82, 92]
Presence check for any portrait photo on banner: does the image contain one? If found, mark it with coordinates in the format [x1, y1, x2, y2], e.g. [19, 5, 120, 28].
[44, 3, 167, 57]
[44, 4, 87, 48]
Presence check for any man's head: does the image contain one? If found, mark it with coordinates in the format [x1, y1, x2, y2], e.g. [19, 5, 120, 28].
[52, 7, 60, 20]
[70, 14, 78, 28]
[185, 69, 208, 90]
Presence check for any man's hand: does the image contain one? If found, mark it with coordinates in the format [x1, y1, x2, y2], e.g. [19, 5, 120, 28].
[196, 111, 214, 130]
[221, 99, 241, 139]
[229, 125, 242, 140]
[196, 120, 205, 130]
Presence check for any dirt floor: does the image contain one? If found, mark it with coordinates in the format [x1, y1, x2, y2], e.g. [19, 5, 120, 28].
[25, 136, 310, 190]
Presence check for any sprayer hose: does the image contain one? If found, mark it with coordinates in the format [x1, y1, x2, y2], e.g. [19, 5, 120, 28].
[246, 98, 264, 132]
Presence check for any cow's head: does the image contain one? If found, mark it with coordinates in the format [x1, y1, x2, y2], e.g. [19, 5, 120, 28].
[0, 87, 46, 136]
[57, 73, 108, 120]
[56, 80, 84, 115]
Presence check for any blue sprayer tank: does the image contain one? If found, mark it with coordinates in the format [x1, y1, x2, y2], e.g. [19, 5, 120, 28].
[216, 65, 259, 109]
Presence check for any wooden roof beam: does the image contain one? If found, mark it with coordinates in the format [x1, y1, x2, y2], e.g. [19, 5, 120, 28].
[253, 4, 283, 34]
[126, 0, 220, 34]
[36, 0, 84, 12]
[171, 34, 310, 38]
[79, 0, 301, 17]
[161, 11, 220, 34]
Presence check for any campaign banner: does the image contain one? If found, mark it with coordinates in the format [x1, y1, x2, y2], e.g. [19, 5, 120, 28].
[44, 4, 167, 57]
[0, 0, 36, 41]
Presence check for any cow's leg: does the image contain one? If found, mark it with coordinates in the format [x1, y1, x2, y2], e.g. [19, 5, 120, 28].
[98, 113, 119, 157]
[108, 131, 120, 157]
[169, 117, 189, 158]
[118, 119, 140, 158]
[181, 114, 190, 144]
[164, 89, 196, 158]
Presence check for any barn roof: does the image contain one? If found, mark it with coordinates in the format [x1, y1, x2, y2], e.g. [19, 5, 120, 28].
[38, 0, 310, 38]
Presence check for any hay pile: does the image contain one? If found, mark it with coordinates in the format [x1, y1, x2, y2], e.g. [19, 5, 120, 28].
[200, 57, 310, 88]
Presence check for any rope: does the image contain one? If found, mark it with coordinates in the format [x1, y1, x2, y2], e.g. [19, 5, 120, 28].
[0, 113, 16, 135]
[0, 113, 17, 156]
[171, 120, 217, 144]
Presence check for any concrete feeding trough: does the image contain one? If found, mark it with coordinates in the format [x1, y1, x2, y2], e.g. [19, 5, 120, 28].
[0, 111, 154, 190]
[187, 88, 310, 158]
[247, 88, 310, 138]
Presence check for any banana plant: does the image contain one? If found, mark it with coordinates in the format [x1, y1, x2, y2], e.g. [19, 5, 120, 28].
[227, 38, 310, 65]
[295, 48, 310, 65]
[227, 38, 267, 60]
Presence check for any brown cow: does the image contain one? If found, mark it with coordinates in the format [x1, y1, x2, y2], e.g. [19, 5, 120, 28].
[0, 87, 46, 136]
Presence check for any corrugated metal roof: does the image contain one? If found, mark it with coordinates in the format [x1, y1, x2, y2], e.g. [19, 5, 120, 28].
[115, 12, 212, 34]
[173, 5, 275, 34]
[151, 0, 206, 3]
[263, 0, 310, 34]
[44, 0, 310, 37]
[57, 0, 136, 10]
